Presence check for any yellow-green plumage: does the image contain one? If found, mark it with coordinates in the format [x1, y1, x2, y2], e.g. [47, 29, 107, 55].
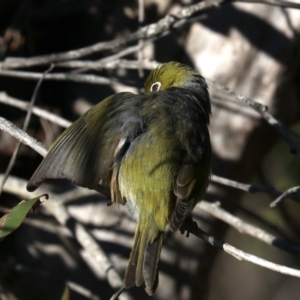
[120, 111, 182, 293]
[27, 61, 211, 296]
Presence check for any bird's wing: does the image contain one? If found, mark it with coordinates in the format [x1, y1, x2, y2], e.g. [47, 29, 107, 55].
[171, 152, 211, 231]
[167, 89, 211, 232]
[27, 92, 143, 199]
[171, 154, 197, 231]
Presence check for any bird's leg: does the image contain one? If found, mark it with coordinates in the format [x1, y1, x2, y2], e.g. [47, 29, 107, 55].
[179, 216, 198, 238]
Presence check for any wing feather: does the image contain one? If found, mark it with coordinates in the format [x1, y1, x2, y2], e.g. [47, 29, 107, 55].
[27, 92, 143, 196]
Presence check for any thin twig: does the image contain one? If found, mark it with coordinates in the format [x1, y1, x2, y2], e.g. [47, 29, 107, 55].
[3, 68, 298, 164]
[0, 92, 71, 128]
[0, 116, 47, 156]
[3, 69, 299, 165]
[181, 220, 300, 278]
[223, 243, 300, 277]
[2, 97, 300, 289]
[211, 175, 300, 203]
[0, 65, 53, 196]
[0, 174, 130, 300]
[110, 287, 125, 300]
[70, 44, 147, 74]
[207, 80, 300, 160]
[198, 201, 300, 257]
[280, 7, 300, 40]
[137, 0, 145, 78]
[211, 174, 279, 195]
[56, 58, 159, 71]
[0, 70, 116, 85]
[237, 206, 293, 243]
[1, 113, 298, 206]
[1, 0, 225, 69]
[270, 186, 300, 207]
[0, 118, 129, 298]
[234, 0, 300, 9]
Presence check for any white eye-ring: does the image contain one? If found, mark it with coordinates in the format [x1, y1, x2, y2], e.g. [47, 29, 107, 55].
[150, 81, 161, 92]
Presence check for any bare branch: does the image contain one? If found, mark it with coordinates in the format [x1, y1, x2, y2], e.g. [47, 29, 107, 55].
[0, 65, 53, 196]
[0, 116, 47, 156]
[208, 79, 300, 160]
[0, 70, 116, 85]
[211, 175, 300, 203]
[111, 287, 125, 300]
[67, 281, 101, 300]
[2, 115, 300, 290]
[270, 186, 300, 207]
[211, 174, 280, 195]
[3, 70, 298, 165]
[0, 174, 131, 300]
[234, 0, 300, 9]
[198, 201, 300, 257]
[182, 221, 300, 278]
[56, 58, 159, 71]
[223, 243, 300, 277]
[0, 0, 225, 69]
[1, 70, 300, 291]
[69, 44, 149, 74]
[137, 0, 145, 78]
[0, 92, 71, 128]
[0, 118, 129, 297]
[3, 110, 300, 212]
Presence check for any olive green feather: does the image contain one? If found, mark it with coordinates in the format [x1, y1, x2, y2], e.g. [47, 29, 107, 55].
[27, 61, 212, 296]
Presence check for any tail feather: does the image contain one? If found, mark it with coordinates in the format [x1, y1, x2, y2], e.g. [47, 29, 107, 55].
[143, 236, 163, 295]
[123, 225, 164, 296]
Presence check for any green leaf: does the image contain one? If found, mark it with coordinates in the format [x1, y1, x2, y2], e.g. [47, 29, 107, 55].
[0, 194, 48, 241]
[61, 285, 70, 300]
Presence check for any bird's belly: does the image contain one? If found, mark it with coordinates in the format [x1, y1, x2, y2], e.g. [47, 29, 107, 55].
[118, 132, 181, 230]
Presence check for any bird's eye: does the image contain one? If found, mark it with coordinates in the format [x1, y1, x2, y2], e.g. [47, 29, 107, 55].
[150, 81, 161, 92]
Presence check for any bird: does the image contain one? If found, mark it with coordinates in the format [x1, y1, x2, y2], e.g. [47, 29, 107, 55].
[27, 61, 212, 295]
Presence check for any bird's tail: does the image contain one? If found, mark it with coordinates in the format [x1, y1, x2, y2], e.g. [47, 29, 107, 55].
[123, 224, 164, 295]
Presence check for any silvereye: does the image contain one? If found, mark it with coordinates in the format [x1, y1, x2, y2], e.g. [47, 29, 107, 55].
[27, 61, 212, 295]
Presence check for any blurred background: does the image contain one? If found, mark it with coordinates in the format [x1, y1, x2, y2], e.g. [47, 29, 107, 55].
[0, 0, 300, 299]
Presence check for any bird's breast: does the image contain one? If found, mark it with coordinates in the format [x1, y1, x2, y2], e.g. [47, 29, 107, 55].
[117, 129, 181, 230]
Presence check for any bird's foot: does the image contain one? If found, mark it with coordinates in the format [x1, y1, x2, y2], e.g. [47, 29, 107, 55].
[180, 217, 199, 238]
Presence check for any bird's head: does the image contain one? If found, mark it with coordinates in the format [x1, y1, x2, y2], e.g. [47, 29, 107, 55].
[144, 61, 211, 122]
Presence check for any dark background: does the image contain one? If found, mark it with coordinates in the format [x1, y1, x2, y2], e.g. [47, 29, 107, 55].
[0, 1, 300, 299]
